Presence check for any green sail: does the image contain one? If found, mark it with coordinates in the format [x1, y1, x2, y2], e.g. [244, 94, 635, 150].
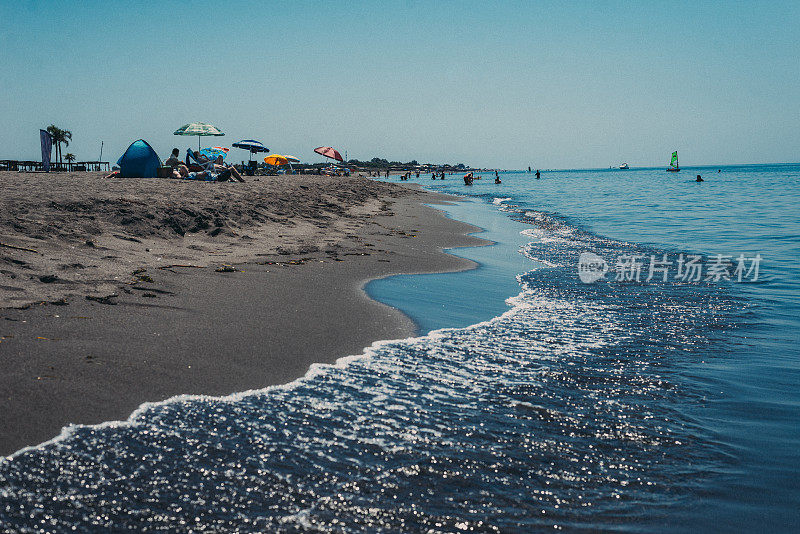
[670, 151, 679, 168]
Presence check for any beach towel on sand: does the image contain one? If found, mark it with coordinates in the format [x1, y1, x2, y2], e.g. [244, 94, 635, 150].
[183, 171, 216, 181]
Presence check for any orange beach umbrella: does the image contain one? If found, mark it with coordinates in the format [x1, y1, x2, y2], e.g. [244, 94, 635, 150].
[264, 154, 289, 166]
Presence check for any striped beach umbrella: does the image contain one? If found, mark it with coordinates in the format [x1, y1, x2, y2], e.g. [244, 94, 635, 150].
[282, 155, 300, 173]
[314, 146, 343, 162]
[232, 139, 269, 163]
[174, 122, 225, 150]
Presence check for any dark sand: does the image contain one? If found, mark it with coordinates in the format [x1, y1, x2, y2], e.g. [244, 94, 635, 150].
[0, 172, 486, 455]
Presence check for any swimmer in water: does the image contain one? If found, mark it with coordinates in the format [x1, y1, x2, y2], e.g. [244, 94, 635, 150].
[696, 174, 703, 182]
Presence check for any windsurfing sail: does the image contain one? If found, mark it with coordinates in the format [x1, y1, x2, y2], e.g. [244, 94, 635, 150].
[668, 151, 680, 171]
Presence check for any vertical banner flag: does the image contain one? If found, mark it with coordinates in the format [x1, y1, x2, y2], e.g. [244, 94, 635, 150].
[40, 129, 52, 172]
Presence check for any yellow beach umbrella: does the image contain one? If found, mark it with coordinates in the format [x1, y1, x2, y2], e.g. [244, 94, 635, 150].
[264, 154, 289, 166]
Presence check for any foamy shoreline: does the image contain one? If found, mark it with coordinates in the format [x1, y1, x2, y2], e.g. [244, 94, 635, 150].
[0, 172, 488, 455]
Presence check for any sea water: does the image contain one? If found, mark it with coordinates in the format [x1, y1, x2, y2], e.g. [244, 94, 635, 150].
[1, 165, 798, 532]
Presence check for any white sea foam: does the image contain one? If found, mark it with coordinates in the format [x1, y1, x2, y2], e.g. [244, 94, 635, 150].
[2, 334, 407, 460]
[4, 279, 540, 462]
[3, 192, 552, 462]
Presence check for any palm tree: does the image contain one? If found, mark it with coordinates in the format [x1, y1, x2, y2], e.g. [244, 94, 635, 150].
[65, 153, 75, 171]
[46, 125, 60, 164]
[58, 129, 72, 165]
[46, 125, 72, 167]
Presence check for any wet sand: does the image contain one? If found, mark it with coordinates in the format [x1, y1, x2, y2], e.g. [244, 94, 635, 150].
[0, 172, 486, 455]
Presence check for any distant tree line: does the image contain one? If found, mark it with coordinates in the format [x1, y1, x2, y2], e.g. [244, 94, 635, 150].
[346, 157, 468, 169]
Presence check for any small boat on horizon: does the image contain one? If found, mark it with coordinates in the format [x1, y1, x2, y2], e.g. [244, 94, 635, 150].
[619, 163, 629, 170]
[667, 151, 680, 172]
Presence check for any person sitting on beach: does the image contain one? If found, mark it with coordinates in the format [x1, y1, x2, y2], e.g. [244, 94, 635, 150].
[212, 155, 245, 182]
[173, 164, 213, 181]
[184, 149, 212, 172]
[165, 148, 182, 169]
[173, 163, 240, 182]
[194, 151, 213, 169]
[186, 148, 200, 167]
[188, 152, 243, 181]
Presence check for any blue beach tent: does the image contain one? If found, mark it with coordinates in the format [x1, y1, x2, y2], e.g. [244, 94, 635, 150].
[117, 140, 161, 178]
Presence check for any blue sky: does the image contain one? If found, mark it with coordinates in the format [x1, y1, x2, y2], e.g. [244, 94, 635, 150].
[1, 1, 798, 169]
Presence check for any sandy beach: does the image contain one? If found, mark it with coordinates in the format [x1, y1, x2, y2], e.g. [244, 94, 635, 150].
[0, 171, 486, 455]
[0, 171, 429, 307]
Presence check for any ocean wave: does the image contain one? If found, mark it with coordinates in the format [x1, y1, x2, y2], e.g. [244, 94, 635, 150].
[0, 191, 741, 532]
